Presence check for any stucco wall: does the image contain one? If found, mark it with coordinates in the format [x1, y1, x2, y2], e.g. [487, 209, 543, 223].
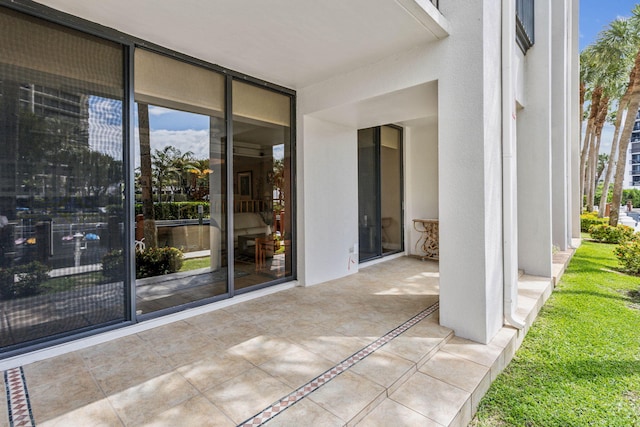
[405, 122, 438, 256]
[299, 116, 359, 286]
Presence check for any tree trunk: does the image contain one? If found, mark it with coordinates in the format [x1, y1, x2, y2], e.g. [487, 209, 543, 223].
[587, 96, 609, 212]
[137, 103, 157, 248]
[580, 86, 603, 204]
[598, 69, 636, 217]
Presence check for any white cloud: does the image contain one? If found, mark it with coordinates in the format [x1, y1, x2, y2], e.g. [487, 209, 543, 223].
[148, 106, 175, 116]
[133, 128, 211, 168]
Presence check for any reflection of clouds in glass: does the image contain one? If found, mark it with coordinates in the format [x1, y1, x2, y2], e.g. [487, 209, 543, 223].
[273, 144, 284, 161]
[88, 96, 123, 159]
[133, 128, 210, 168]
[148, 106, 174, 116]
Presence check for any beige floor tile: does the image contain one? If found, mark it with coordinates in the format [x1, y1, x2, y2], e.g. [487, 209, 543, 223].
[140, 395, 234, 427]
[390, 372, 470, 426]
[107, 372, 198, 426]
[350, 349, 416, 393]
[264, 399, 344, 427]
[79, 335, 148, 370]
[307, 370, 386, 423]
[176, 352, 255, 392]
[23, 352, 86, 386]
[355, 398, 444, 427]
[203, 367, 293, 425]
[334, 318, 399, 339]
[227, 336, 298, 366]
[441, 336, 503, 368]
[379, 333, 443, 365]
[208, 320, 267, 347]
[90, 345, 172, 395]
[293, 335, 370, 364]
[38, 399, 123, 427]
[419, 351, 490, 393]
[147, 331, 217, 366]
[137, 320, 202, 343]
[258, 345, 335, 388]
[30, 370, 105, 423]
[183, 308, 239, 332]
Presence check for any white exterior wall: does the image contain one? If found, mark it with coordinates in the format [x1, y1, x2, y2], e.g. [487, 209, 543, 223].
[405, 122, 438, 255]
[517, 0, 553, 277]
[298, 116, 359, 286]
[438, 0, 504, 343]
[298, 0, 508, 343]
[551, 0, 570, 251]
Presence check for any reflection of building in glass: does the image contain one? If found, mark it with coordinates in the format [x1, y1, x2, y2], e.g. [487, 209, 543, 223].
[17, 83, 90, 199]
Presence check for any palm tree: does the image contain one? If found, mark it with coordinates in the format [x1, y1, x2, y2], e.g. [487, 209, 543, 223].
[591, 18, 638, 216]
[138, 103, 157, 247]
[610, 5, 640, 225]
[152, 146, 182, 203]
[186, 158, 213, 200]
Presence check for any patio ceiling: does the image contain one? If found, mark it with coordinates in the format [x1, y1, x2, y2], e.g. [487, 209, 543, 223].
[309, 80, 438, 129]
[34, 0, 448, 89]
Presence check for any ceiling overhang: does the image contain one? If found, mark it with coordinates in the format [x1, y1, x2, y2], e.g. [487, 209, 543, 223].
[310, 81, 438, 129]
[33, 0, 449, 89]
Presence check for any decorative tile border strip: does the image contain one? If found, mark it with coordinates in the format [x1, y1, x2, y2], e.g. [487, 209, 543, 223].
[238, 301, 440, 427]
[4, 367, 35, 427]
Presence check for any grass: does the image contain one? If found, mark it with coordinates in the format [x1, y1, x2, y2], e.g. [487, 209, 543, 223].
[179, 256, 210, 272]
[472, 240, 640, 427]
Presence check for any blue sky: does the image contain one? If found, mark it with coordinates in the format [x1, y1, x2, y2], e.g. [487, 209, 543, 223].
[580, 1, 640, 156]
[580, 0, 639, 51]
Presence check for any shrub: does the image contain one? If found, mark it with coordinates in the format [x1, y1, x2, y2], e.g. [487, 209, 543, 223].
[134, 202, 210, 220]
[102, 250, 124, 282]
[614, 239, 640, 275]
[136, 246, 183, 279]
[581, 212, 607, 232]
[588, 224, 635, 244]
[0, 262, 50, 300]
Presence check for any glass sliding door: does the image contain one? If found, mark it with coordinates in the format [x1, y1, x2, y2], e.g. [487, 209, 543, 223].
[380, 125, 403, 254]
[133, 50, 227, 314]
[358, 128, 381, 261]
[232, 80, 293, 289]
[358, 125, 403, 262]
[0, 8, 127, 349]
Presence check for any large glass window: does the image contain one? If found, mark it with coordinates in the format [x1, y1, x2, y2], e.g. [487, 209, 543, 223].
[0, 7, 296, 354]
[134, 50, 227, 314]
[0, 8, 126, 349]
[232, 81, 293, 288]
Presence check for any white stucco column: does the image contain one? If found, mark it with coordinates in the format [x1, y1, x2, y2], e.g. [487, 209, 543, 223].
[517, 0, 553, 277]
[570, 0, 581, 239]
[438, 0, 505, 344]
[551, 0, 570, 251]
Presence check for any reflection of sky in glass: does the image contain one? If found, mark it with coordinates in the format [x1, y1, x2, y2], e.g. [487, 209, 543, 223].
[89, 99, 287, 165]
[88, 96, 123, 159]
[133, 105, 216, 168]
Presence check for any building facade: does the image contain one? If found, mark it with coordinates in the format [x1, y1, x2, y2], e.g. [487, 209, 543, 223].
[0, 0, 579, 362]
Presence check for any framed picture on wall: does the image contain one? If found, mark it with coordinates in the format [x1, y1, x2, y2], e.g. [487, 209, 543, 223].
[238, 171, 252, 197]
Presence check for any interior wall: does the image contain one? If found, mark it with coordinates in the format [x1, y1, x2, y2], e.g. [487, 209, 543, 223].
[405, 122, 438, 255]
[300, 116, 359, 286]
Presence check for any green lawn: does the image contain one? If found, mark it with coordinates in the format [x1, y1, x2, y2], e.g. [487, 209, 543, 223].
[179, 256, 210, 272]
[472, 240, 640, 426]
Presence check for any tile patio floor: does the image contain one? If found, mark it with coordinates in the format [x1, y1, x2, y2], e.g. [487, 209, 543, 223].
[0, 245, 577, 427]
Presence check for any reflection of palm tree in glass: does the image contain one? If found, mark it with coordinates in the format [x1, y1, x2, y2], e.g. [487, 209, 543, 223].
[187, 159, 212, 201]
